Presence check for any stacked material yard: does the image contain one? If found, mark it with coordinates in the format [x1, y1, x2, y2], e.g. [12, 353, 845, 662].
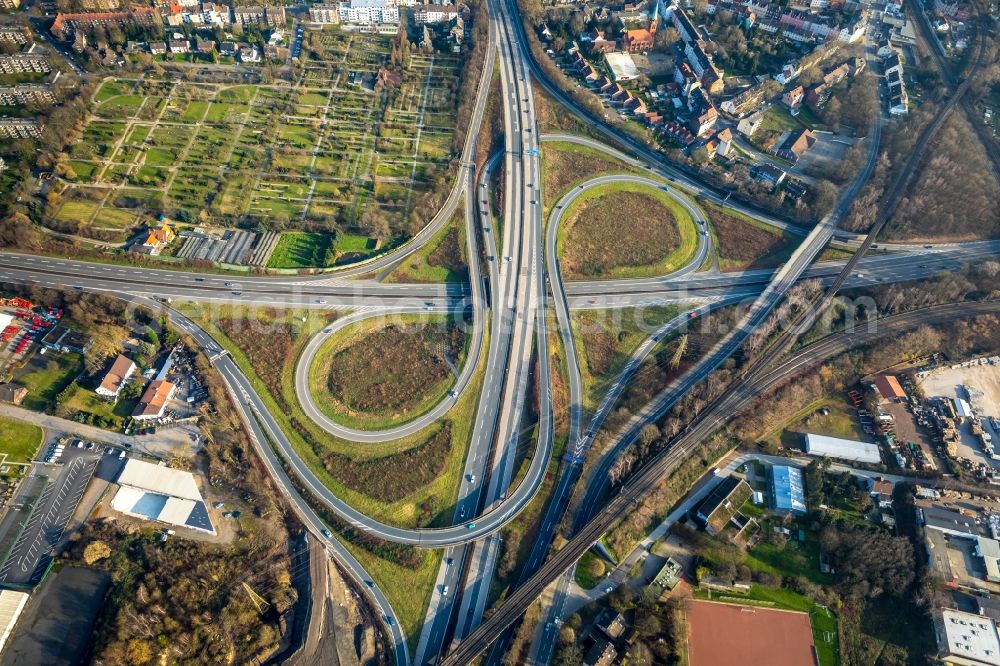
[176, 230, 258, 265]
[246, 231, 280, 267]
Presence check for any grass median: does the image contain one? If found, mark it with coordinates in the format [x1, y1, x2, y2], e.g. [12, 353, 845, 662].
[384, 206, 468, 283]
[571, 306, 683, 412]
[540, 140, 647, 221]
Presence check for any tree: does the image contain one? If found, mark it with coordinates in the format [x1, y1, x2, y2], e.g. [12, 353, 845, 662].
[654, 26, 680, 50]
[636, 613, 661, 637]
[125, 639, 153, 665]
[555, 644, 583, 666]
[557, 626, 576, 646]
[359, 207, 390, 239]
[586, 557, 606, 579]
[83, 540, 112, 564]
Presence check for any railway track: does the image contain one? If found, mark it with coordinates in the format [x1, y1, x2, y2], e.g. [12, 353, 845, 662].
[441, 17, 991, 663]
[440, 299, 1000, 665]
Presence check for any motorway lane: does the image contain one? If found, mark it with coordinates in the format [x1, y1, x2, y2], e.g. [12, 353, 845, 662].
[414, 144, 508, 666]
[440, 1, 556, 659]
[565, 240, 1000, 297]
[0, 251, 458, 298]
[5, 238, 997, 311]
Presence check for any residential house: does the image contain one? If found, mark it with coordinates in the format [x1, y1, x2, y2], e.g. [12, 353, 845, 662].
[414, 4, 458, 23]
[870, 477, 893, 507]
[720, 83, 767, 116]
[583, 640, 617, 666]
[169, 39, 189, 53]
[238, 44, 261, 63]
[772, 128, 816, 162]
[449, 15, 464, 48]
[50, 8, 161, 41]
[737, 111, 763, 136]
[782, 84, 804, 112]
[714, 127, 733, 157]
[232, 6, 266, 26]
[309, 3, 340, 23]
[337, 0, 399, 25]
[72, 31, 88, 53]
[752, 163, 787, 188]
[201, 2, 231, 26]
[595, 609, 627, 640]
[0, 383, 27, 406]
[265, 6, 285, 27]
[674, 62, 700, 99]
[196, 38, 215, 54]
[624, 26, 654, 52]
[96, 354, 137, 399]
[149, 41, 167, 55]
[139, 222, 175, 254]
[219, 40, 236, 57]
[132, 380, 176, 421]
[584, 29, 616, 53]
[883, 51, 904, 78]
[806, 82, 831, 108]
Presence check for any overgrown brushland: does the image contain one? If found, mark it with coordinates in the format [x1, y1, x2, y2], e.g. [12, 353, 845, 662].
[706, 203, 795, 271]
[562, 190, 682, 278]
[540, 141, 645, 218]
[316, 319, 466, 421]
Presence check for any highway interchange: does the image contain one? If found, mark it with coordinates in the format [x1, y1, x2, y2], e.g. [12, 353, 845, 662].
[3, 0, 999, 663]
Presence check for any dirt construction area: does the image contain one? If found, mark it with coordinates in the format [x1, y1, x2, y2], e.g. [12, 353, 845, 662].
[920, 363, 1000, 419]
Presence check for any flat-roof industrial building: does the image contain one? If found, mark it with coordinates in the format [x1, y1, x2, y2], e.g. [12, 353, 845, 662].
[770, 465, 807, 515]
[111, 459, 215, 534]
[935, 608, 1000, 666]
[605, 52, 640, 81]
[804, 433, 881, 464]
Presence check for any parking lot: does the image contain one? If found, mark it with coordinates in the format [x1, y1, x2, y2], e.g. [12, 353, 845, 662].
[0, 446, 120, 588]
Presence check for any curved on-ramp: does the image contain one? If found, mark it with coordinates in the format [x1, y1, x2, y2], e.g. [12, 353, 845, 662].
[545, 172, 712, 449]
[293, 305, 482, 443]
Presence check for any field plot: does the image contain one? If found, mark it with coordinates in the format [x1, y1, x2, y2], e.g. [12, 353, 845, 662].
[55, 32, 462, 257]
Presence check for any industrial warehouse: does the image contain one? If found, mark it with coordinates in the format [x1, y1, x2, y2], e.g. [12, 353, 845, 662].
[110, 459, 215, 534]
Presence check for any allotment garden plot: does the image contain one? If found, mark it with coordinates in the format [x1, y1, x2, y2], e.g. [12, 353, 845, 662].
[57, 34, 462, 240]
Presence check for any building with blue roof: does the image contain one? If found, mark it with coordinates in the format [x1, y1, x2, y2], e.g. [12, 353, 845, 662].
[770, 464, 807, 515]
